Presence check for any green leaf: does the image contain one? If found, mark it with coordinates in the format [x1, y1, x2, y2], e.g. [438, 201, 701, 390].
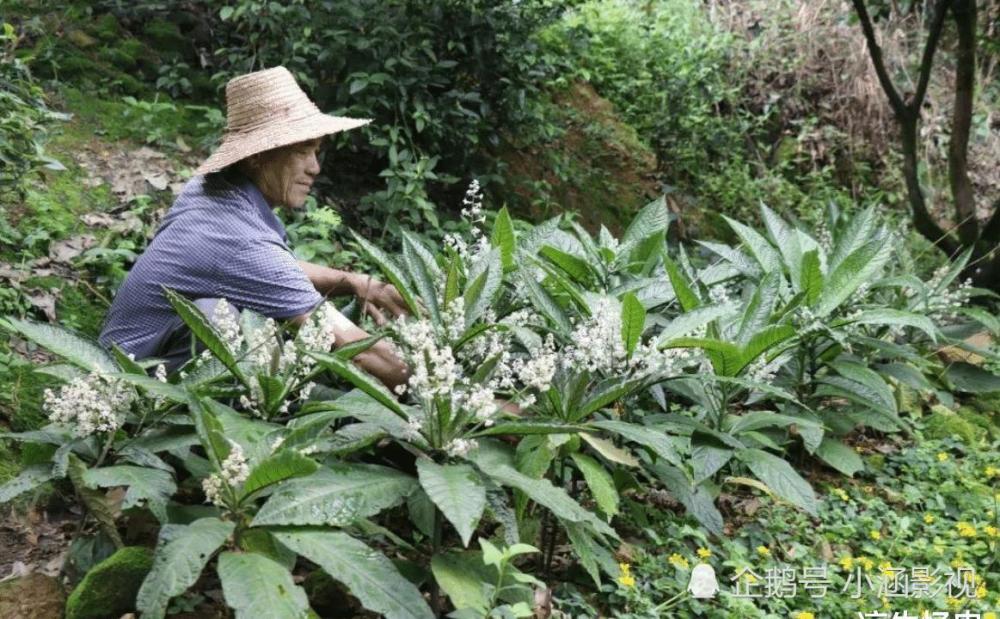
[570, 453, 619, 517]
[110, 372, 187, 403]
[828, 207, 877, 271]
[470, 420, 587, 437]
[310, 351, 407, 419]
[431, 552, 491, 612]
[620, 292, 646, 356]
[217, 552, 310, 619]
[690, 434, 733, 484]
[4, 317, 117, 373]
[401, 231, 441, 323]
[800, 249, 823, 305]
[83, 465, 176, 520]
[740, 324, 796, 370]
[840, 309, 938, 342]
[737, 449, 818, 516]
[590, 420, 683, 468]
[444, 256, 461, 306]
[163, 289, 247, 385]
[579, 433, 639, 467]
[350, 230, 421, 316]
[649, 462, 723, 536]
[491, 206, 516, 271]
[946, 363, 1000, 393]
[111, 343, 148, 375]
[540, 245, 594, 284]
[137, 517, 235, 619]
[0, 464, 54, 503]
[815, 438, 864, 477]
[574, 377, 646, 421]
[464, 249, 503, 324]
[416, 459, 486, 547]
[478, 463, 616, 539]
[814, 239, 892, 317]
[723, 216, 782, 273]
[517, 267, 571, 333]
[190, 396, 231, 470]
[252, 464, 416, 526]
[655, 305, 732, 344]
[662, 252, 700, 311]
[276, 530, 433, 619]
[760, 203, 802, 285]
[68, 454, 123, 548]
[240, 449, 319, 500]
[736, 273, 780, 346]
[662, 337, 742, 377]
[621, 195, 669, 249]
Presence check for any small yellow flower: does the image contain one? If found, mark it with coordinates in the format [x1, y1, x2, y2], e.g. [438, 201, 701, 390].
[617, 563, 635, 588]
[937, 452, 949, 462]
[934, 544, 946, 555]
[878, 561, 893, 576]
[756, 545, 771, 557]
[956, 521, 977, 538]
[986, 525, 999, 538]
[668, 553, 689, 569]
[946, 596, 962, 610]
[832, 488, 850, 501]
[880, 595, 889, 609]
[984, 612, 996, 619]
[976, 583, 987, 599]
[950, 556, 966, 569]
[795, 613, 815, 619]
[869, 530, 882, 541]
[858, 557, 875, 571]
[923, 513, 935, 524]
[696, 547, 712, 559]
[986, 466, 998, 478]
[838, 555, 854, 570]
[744, 572, 758, 584]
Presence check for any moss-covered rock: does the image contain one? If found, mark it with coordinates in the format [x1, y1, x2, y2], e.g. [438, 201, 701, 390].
[0, 573, 65, 619]
[65, 546, 153, 619]
[924, 405, 985, 445]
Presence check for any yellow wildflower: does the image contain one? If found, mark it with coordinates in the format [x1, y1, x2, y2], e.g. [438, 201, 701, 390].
[795, 613, 815, 619]
[986, 466, 998, 478]
[923, 513, 935, 525]
[984, 612, 996, 619]
[696, 547, 712, 559]
[858, 557, 875, 571]
[832, 488, 850, 501]
[956, 521, 977, 538]
[951, 556, 966, 569]
[878, 561, 893, 577]
[756, 545, 771, 557]
[946, 597, 962, 610]
[838, 555, 854, 570]
[617, 563, 635, 588]
[937, 452, 949, 462]
[976, 583, 987, 599]
[987, 525, 999, 538]
[869, 530, 882, 541]
[668, 553, 689, 569]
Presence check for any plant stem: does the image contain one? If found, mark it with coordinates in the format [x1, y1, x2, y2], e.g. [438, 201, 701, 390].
[430, 508, 444, 614]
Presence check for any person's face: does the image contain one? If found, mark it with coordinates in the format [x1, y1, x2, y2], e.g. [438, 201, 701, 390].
[250, 138, 323, 208]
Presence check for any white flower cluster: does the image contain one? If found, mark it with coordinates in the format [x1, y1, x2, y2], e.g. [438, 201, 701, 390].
[515, 334, 558, 391]
[44, 371, 133, 437]
[445, 438, 477, 458]
[921, 267, 972, 322]
[743, 355, 781, 384]
[202, 442, 249, 507]
[562, 298, 627, 374]
[212, 299, 243, 350]
[443, 179, 490, 263]
[708, 283, 734, 306]
[629, 341, 697, 377]
[395, 317, 461, 398]
[793, 306, 826, 336]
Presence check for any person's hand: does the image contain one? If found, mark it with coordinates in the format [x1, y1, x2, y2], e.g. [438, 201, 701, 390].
[357, 276, 409, 326]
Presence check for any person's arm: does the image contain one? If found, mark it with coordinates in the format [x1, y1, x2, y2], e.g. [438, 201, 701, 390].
[297, 260, 409, 325]
[291, 306, 409, 389]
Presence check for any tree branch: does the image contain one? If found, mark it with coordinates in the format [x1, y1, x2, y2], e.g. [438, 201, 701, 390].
[913, 0, 953, 110]
[948, 0, 978, 245]
[851, 0, 907, 116]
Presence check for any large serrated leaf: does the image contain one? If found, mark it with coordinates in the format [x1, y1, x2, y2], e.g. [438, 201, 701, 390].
[723, 216, 782, 273]
[310, 351, 407, 419]
[620, 292, 645, 356]
[218, 551, 310, 619]
[401, 231, 441, 324]
[240, 449, 319, 500]
[252, 463, 416, 526]
[590, 420, 684, 468]
[841, 309, 938, 341]
[464, 249, 503, 324]
[517, 266, 571, 333]
[663, 252, 700, 311]
[163, 288, 247, 385]
[83, 465, 176, 520]
[815, 239, 892, 317]
[0, 464, 54, 503]
[540, 245, 594, 284]
[491, 206, 517, 271]
[736, 273, 781, 346]
[4, 317, 117, 373]
[350, 231, 421, 316]
[276, 530, 434, 619]
[570, 452, 619, 517]
[416, 459, 486, 548]
[761, 203, 802, 285]
[815, 438, 864, 477]
[137, 517, 235, 619]
[737, 448, 818, 516]
[649, 462, 723, 536]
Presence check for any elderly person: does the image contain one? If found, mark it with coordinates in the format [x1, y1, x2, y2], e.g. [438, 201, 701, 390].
[99, 67, 408, 387]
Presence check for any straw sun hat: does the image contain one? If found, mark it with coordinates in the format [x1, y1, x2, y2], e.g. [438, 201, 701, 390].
[195, 66, 370, 175]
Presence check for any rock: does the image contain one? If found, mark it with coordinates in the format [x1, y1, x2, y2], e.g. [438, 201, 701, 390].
[0, 573, 66, 619]
[65, 546, 153, 619]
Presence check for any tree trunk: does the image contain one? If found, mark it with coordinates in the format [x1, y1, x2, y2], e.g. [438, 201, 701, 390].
[949, 0, 978, 246]
[901, 115, 958, 255]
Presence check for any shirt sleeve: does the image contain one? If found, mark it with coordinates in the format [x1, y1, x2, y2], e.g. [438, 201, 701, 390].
[214, 238, 323, 319]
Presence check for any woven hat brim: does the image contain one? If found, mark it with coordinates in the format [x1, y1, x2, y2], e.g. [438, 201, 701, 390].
[196, 112, 370, 175]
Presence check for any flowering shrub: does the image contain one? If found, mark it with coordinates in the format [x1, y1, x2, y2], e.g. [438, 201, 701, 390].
[1, 188, 996, 617]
